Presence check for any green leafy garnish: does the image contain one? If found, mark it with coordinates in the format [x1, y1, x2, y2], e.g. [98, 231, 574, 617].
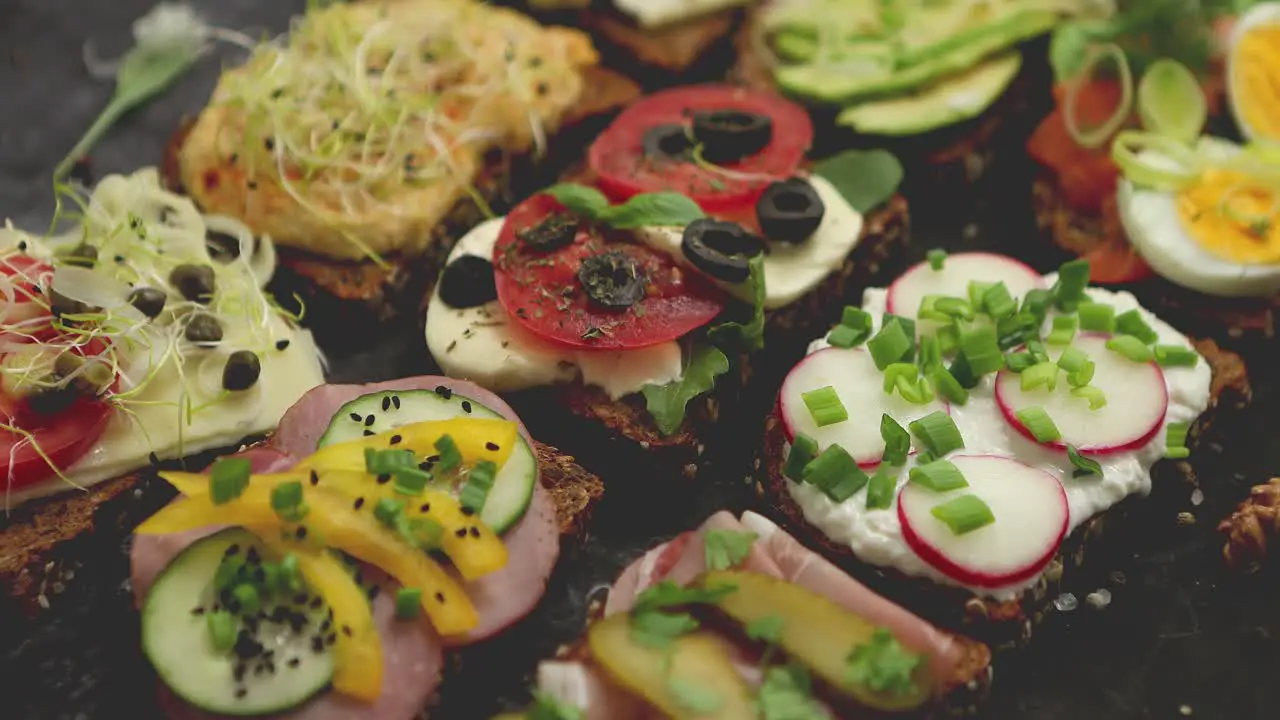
[746, 615, 785, 645]
[708, 254, 767, 352]
[668, 678, 723, 714]
[528, 691, 584, 720]
[633, 580, 738, 614]
[641, 344, 730, 436]
[629, 609, 700, 649]
[1067, 444, 1103, 479]
[704, 529, 758, 571]
[540, 183, 705, 228]
[541, 183, 610, 217]
[845, 628, 923, 696]
[1048, 0, 1227, 83]
[757, 665, 827, 720]
[812, 149, 904, 213]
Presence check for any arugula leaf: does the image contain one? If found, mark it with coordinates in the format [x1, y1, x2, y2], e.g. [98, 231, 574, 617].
[629, 609, 700, 649]
[704, 529, 758, 571]
[668, 678, 724, 714]
[541, 183, 610, 218]
[745, 615, 785, 644]
[642, 344, 730, 436]
[597, 192, 705, 229]
[845, 628, 923, 696]
[528, 691, 584, 720]
[757, 665, 827, 720]
[633, 580, 738, 614]
[812, 149, 904, 214]
[707, 254, 766, 352]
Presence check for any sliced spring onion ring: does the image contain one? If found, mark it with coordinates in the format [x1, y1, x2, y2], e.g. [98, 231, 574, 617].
[1064, 43, 1134, 150]
[1111, 130, 1202, 191]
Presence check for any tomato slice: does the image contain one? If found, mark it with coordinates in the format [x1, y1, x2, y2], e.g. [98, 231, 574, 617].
[1083, 238, 1154, 285]
[587, 85, 813, 211]
[493, 194, 725, 351]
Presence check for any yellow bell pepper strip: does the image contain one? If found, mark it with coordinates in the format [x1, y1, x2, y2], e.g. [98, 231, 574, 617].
[257, 535, 384, 702]
[163, 470, 510, 581]
[292, 418, 517, 475]
[136, 484, 480, 635]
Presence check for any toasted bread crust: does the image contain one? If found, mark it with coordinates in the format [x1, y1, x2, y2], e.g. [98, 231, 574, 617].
[584, 9, 737, 73]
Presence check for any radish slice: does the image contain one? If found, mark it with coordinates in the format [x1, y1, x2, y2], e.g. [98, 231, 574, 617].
[995, 334, 1168, 454]
[885, 252, 1045, 317]
[779, 347, 948, 466]
[898, 455, 1068, 589]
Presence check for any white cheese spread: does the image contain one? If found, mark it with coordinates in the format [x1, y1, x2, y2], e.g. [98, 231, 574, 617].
[615, 0, 750, 28]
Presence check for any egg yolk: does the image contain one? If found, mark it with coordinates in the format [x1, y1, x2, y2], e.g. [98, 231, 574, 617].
[1232, 25, 1280, 139]
[1177, 169, 1280, 264]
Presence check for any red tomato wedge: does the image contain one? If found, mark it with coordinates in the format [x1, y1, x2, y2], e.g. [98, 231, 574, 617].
[1083, 236, 1154, 285]
[493, 194, 726, 351]
[1028, 83, 1125, 215]
[588, 85, 813, 212]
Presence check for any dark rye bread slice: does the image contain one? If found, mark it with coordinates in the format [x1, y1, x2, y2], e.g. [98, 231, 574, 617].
[160, 67, 642, 351]
[580, 8, 743, 84]
[0, 437, 602, 616]
[754, 339, 1251, 650]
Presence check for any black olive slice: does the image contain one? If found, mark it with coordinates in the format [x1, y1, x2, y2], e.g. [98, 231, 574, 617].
[756, 178, 826, 243]
[577, 250, 646, 310]
[185, 313, 223, 346]
[681, 219, 766, 283]
[691, 110, 773, 164]
[128, 287, 168, 319]
[517, 213, 579, 253]
[223, 350, 262, 391]
[439, 255, 497, 309]
[642, 124, 693, 161]
[170, 264, 216, 304]
[206, 230, 242, 263]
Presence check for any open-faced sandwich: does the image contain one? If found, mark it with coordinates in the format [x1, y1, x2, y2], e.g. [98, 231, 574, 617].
[759, 251, 1250, 646]
[0, 168, 325, 610]
[424, 84, 908, 474]
[498, 509, 993, 718]
[130, 375, 602, 717]
[165, 0, 640, 343]
[735, 0, 1100, 163]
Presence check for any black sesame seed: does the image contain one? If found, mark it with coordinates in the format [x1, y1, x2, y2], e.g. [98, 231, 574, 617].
[114, 254, 125, 263]
[353, 497, 366, 510]
[392, 396, 401, 410]
[233, 663, 247, 682]
[309, 597, 323, 610]
[287, 657, 300, 668]
[435, 385, 453, 399]
[485, 442, 500, 451]
[276, 339, 290, 351]
[461, 401, 472, 414]
[309, 470, 320, 486]
[342, 625, 353, 637]
[235, 688, 247, 700]
[390, 434, 402, 445]
[350, 412, 362, 422]
[364, 415, 376, 427]
[247, 180, 258, 190]
[246, 547, 261, 564]
[320, 619, 332, 633]
[454, 528, 468, 538]
[325, 632, 337, 646]
[190, 606, 206, 616]
[381, 396, 391, 412]
[311, 636, 325, 653]
[233, 630, 264, 659]
[426, 454, 440, 463]
[264, 138, 275, 151]
[293, 593, 309, 605]
[469, 527, 481, 538]
[254, 664, 266, 676]
[225, 544, 241, 557]
[363, 429, 375, 437]
[295, 526, 308, 540]
[434, 592, 446, 603]
[376, 474, 391, 485]
[419, 503, 431, 513]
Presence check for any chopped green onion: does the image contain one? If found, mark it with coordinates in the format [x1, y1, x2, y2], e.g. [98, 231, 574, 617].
[1015, 407, 1062, 443]
[880, 415, 911, 466]
[917, 295, 949, 323]
[365, 447, 417, 475]
[967, 281, 994, 311]
[882, 314, 917, 348]
[896, 375, 935, 405]
[936, 325, 959, 356]
[1057, 346, 1096, 387]
[843, 306, 872, 331]
[883, 363, 918, 394]
[802, 444, 868, 502]
[395, 588, 422, 620]
[1053, 259, 1091, 311]
[459, 460, 497, 513]
[996, 312, 1039, 350]
[908, 459, 969, 492]
[927, 365, 969, 405]
[918, 335, 941, 373]
[1154, 344, 1199, 368]
[1105, 335, 1154, 362]
[1020, 361, 1060, 392]
[1006, 351, 1036, 373]
[1026, 339, 1049, 363]
[279, 553, 302, 592]
[402, 517, 444, 550]
[784, 434, 819, 481]
[1165, 422, 1191, 459]
[802, 386, 848, 427]
[270, 481, 308, 522]
[828, 324, 868, 348]
[935, 297, 975, 321]
[982, 282, 1017, 319]
[1071, 385, 1107, 410]
[960, 325, 1003, 375]
[1115, 309, 1159, 344]
[930, 494, 995, 535]
[868, 320, 913, 370]
[1078, 302, 1116, 332]
[948, 352, 979, 389]
[1067, 444, 1103, 479]
[210, 457, 252, 505]
[232, 583, 261, 616]
[393, 466, 431, 496]
[927, 249, 947, 270]
[374, 497, 406, 529]
[1046, 315, 1078, 346]
[909, 411, 964, 458]
[865, 465, 898, 510]
[213, 555, 245, 591]
[434, 434, 463, 473]
[207, 610, 237, 652]
[1021, 288, 1054, 322]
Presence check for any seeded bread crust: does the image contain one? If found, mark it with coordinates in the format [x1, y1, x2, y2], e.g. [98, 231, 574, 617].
[755, 340, 1250, 649]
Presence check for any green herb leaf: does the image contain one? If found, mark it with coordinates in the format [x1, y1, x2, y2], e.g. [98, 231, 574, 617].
[641, 344, 730, 436]
[668, 677, 723, 714]
[845, 627, 923, 696]
[541, 183, 610, 218]
[745, 615, 785, 644]
[597, 192, 705, 229]
[633, 580, 738, 614]
[1067, 444, 1103, 479]
[528, 690, 584, 720]
[757, 665, 827, 720]
[629, 609, 699, 649]
[708, 254, 766, 352]
[1049, 0, 1221, 84]
[812, 149, 904, 213]
[704, 528, 758, 571]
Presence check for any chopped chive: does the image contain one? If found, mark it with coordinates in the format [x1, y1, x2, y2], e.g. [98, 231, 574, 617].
[209, 457, 252, 505]
[433, 435, 463, 472]
[365, 447, 417, 475]
[1165, 421, 1191, 459]
[1078, 302, 1116, 332]
[909, 411, 964, 458]
[1105, 335, 1154, 362]
[828, 324, 867, 348]
[919, 295, 974, 323]
[865, 465, 898, 510]
[270, 481, 308, 522]
[1020, 361, 1060, 392]
[948, 352, 979, 389]
[403, 517, 444, 550]
[917, 295, 951, 323]
[802, 386, 848, 427]
[784, 434, 819, 481]
[1015, 406, 1062, 443]
[459, 460, 497, 513]
[1067, 444, 1103, 479]
[908, 459, 969, 492]
[883, 363, 918, 395]
[279, 553, 301, 592]
[880, 415, 911, 466]
[930, 494, 995, 535]
[1053, 259, 1090, 310]
[882, 314, 917, 351]
[1020, 288, 1054, 322]
[1026, 339, 1049, 363]
[394, 466, 431, 496]
[996, 312, 1039, 350]
[395, 588, 422, 620]
[207, 610, 237, 652]
[842, 306, 872, 331]
[1154, 344, 1199, 368]
[1071, 385, 1107, 409]
[936, 325, 960, 356]
[918, 335, 942, 374]
[1046, 315, 1078, 346]
[967, 281, 994, 311]
[899, 376, 936, 405]
[868, 320, 914, 370]
[374, 497, 406, 529]
[982, 282, 1017, 319]
[927, 365, 969, 405]
[959, 325, 1003, 375]
[1115, 309, 1159, 344]
[1057, 346, 1095, 387]
[927, 248, 947, 270]
[802, 444, 868, 502]
[233, 583, 261, 616]
[1005, 351, 1036, 373]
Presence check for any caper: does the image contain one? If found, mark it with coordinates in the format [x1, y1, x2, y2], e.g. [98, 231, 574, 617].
[222, 350, 262, 392]
[64, 243, 99, 268]
[49, 289, 93, 318]
[170, 264, 216, 304]
[185, 313, 223, 346]
[128, 287, 167, 319]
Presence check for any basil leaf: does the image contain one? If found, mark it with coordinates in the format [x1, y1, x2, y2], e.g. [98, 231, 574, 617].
[812, 149, 903, 214]
[596, 191, 705, 229]
[707, 254, 766, 352]
[541, 183, 610, 219]
[641, 344, 730, 436]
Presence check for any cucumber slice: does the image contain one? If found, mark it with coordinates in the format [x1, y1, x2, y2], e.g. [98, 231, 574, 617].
[318, 389, 536, 534]
[142, 529, 333, 715]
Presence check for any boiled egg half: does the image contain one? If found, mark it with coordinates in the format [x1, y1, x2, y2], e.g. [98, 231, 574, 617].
[1227, 2, 1280, 143]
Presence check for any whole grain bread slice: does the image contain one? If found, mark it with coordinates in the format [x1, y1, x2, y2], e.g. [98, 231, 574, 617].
[581, 8, 740, 79]
[754, 339, 1251, 650]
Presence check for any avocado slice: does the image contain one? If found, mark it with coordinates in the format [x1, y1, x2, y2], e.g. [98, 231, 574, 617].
[696, 570, 933, 712]
[588, 613, 758, 719]
[837, 52, 1023, 136]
